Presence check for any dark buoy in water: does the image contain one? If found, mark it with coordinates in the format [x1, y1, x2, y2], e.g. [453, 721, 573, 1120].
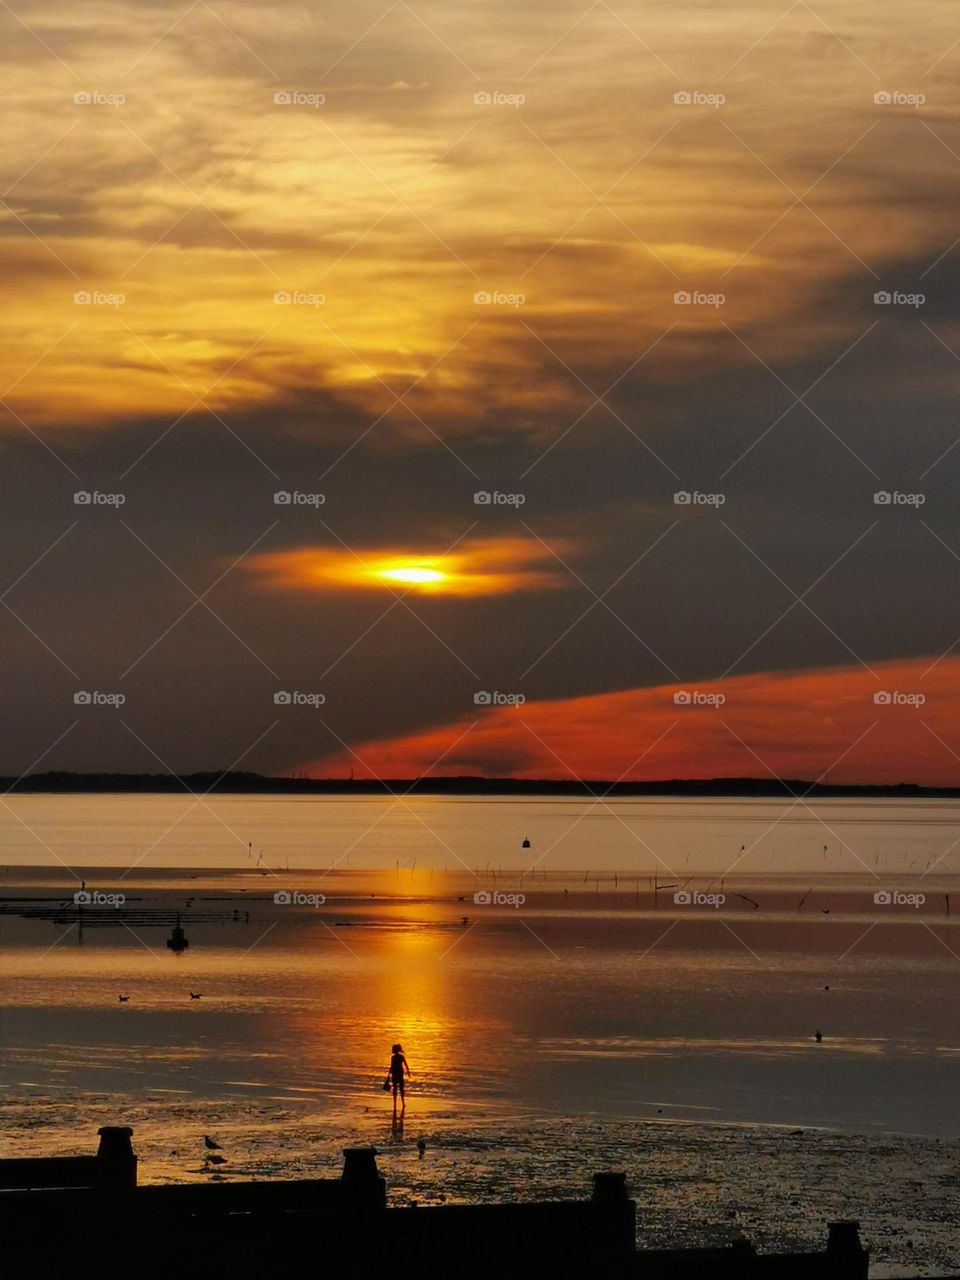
[521, 837, 531, 848]
[167, 914, 189, 952]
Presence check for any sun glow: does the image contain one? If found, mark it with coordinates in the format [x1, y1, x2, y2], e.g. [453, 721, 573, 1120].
[246, 537, 575, 597]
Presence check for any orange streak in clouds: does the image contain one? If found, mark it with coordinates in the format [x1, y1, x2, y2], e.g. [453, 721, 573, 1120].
[246, 536, 574, 596]
[305, 656, 960, 786]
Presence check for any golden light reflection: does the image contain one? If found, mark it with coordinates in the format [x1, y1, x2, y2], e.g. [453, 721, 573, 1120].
[282, 902, 468, 1114]
[246, 536, 574, 597]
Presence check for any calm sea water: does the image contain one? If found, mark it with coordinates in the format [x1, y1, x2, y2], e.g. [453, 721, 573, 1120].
[1, 796, 958, 1273]
[1, 792, 959, 875]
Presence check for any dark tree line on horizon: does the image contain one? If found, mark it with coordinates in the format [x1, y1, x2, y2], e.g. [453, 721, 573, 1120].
[2, 772, 954, 798]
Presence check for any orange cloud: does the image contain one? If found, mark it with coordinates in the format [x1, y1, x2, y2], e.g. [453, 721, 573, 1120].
[304, 656, 960, 786]
[246, 535, 574, 596]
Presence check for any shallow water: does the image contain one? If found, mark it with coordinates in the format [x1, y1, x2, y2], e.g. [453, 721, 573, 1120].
[1, 796, 958, 1273]
[2, 792, 959, 875]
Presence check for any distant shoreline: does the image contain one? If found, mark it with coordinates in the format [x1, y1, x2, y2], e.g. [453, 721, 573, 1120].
[3, 772, 960, 798]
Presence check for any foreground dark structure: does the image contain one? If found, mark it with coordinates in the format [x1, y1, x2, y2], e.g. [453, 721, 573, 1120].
[0, 1126, 928, 1279]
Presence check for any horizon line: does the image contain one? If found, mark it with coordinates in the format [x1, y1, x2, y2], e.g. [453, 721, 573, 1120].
[3, 771, 960, 797]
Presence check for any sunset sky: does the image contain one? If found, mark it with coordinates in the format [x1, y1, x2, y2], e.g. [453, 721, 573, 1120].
[3, 0, 960, 782]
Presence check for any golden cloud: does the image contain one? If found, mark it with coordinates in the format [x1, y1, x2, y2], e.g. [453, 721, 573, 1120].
[1, 1, 956, 434]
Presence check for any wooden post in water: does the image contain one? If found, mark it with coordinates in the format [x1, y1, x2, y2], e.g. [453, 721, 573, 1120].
[96, 1126, 137, 1188]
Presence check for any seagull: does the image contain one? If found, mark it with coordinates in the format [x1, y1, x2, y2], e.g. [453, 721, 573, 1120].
[203, 1135, 222, 1151]
[118, 995, 129, 1003]
[189, 992, 202, 1000]
[205, 1154, 227, 1165]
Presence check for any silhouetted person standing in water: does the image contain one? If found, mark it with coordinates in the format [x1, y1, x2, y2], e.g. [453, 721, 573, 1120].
[389, 1043, 411, 1115]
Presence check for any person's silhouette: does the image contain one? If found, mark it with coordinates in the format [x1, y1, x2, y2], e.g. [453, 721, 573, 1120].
[389, 1042, 411, 1115]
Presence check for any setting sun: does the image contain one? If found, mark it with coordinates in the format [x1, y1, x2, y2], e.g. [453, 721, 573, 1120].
[378, 566, 448, 586]
[246, 536, 574, 597]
